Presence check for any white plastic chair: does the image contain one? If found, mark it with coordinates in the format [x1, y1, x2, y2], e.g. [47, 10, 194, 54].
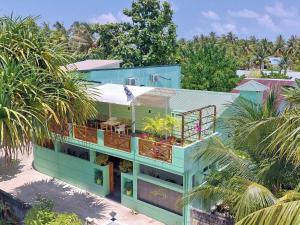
[115, 124, 126, 134]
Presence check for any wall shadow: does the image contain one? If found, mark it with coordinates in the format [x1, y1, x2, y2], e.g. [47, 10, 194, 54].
[14, 179, 109, 220]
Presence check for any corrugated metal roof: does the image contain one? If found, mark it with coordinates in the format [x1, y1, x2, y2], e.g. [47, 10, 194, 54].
[163, 88, 239, 116]
[232, 78, 295, 103]
[62, 60, 123, 71]
[234, 80, 269, 92]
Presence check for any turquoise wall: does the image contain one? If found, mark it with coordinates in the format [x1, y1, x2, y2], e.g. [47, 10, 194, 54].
[239, 90, 264, 105]
[33, 126, 214, 225]
[84, 65, 181, 88]
[33, 145, 111, 197]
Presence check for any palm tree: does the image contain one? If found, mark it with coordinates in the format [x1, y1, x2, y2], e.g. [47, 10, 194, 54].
[185, 91, 300, 224]
[0, 16, 96, 160]
[253, 39, 272, 73]
[69, 22, 94, 54]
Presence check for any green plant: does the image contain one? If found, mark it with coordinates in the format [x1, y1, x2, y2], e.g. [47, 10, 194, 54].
[0, 16, 96, 161]
[47, 213, 82, 225]
[95, 153, 109, 166]
[143, 115, 178, 139]
[119, 160, 133, 173]
[124, 181, 133, 196]
[95, 170, 103, 185]
[25, 209, 56, 225]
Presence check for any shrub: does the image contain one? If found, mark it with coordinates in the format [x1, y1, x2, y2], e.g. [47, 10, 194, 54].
[48, 213, 82, 225]
[95, 153, 109, 166]
[119, 160, 133, 173]
[24, 208, 56, 225]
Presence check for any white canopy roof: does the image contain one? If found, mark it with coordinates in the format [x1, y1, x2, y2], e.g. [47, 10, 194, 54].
[88, 84, 155, 106]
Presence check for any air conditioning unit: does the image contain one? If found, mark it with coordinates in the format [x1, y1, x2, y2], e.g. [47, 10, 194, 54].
[150, 74, 159, 82]
[127, 77, 137, 86]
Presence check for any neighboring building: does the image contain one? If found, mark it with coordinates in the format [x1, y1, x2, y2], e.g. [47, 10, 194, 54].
[33, 65, 264, 225]
[63, 60, 123, 71]
[232, 78, 295, 110]
[82, 65, 182, 89]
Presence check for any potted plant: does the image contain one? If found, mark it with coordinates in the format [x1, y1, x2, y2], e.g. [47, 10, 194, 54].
[96, 177, 102, 185]
[119, 160, 133, 173]
[95, 170, 103, 185]
[124, 181, 133, 196]
[95, 153, 109, 166]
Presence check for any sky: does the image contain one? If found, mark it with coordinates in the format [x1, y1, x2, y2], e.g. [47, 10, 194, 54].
[1, 0, 300, 40]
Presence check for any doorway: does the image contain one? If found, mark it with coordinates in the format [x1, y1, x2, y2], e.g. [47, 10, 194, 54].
[106, 156, 122, 202]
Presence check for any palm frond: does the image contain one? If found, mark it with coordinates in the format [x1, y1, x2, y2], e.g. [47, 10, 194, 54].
[236, 200, 300, 225]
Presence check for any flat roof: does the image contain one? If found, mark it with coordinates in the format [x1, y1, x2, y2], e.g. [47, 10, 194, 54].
[161, 88, 239, 116]
[62, 60, 123, 71]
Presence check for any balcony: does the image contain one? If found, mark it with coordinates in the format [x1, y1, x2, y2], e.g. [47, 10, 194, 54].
[73, 125, 98, 144]
[103, 131, 131, 152]
[138, 138, 172, 163]
[48, 123, 69, 136]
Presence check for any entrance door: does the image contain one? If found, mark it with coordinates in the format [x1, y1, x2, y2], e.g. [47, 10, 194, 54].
[109, 162, 114, 193]
[106, 156, 122, 202]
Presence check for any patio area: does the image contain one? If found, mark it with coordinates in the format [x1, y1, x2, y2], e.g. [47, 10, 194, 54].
[0, 152, 163, 225]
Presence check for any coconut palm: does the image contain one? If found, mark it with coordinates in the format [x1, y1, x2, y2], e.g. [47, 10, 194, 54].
[186, 90, 300, 224]
[0, 16, 96, 160]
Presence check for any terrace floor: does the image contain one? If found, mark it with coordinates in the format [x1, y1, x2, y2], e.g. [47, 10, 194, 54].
[0, 151, 163, 225]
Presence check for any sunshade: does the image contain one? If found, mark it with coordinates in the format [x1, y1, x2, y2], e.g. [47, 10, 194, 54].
[88, 84, 155, 106]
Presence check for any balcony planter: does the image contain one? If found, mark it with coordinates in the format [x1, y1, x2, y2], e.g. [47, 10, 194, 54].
[124, 181, 133, 196]
[119, 160, 133, 173]
[96, 178, 102, 185]
[95, 153, 109, 166]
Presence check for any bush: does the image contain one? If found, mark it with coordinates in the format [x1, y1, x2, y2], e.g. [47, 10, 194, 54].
[48, 213, 82, 225]
[24, 208, 56, 225]
[24, 196, 83, 225]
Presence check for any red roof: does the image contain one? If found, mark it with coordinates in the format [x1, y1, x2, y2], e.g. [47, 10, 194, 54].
[232, 78, 295, 103]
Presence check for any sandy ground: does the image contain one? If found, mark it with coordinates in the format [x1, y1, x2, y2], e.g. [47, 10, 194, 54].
[0, 152, 163, 225]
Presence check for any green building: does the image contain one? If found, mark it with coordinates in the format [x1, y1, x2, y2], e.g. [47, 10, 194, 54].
[33, 65, 266, 225]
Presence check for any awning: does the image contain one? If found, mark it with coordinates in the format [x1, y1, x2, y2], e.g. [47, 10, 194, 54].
[88, 84, 155, 106]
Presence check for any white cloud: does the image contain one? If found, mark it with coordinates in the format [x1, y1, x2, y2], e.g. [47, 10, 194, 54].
[211, 23, 237, 34]
[228, 9, 280, 33]
[117, 12, 131, 23]
[202, 10, 220, 20]
[257, 14, 280, 32]
[265, 2, 297, 18]
[228, 9, 259, 19]
[89, 12, 132, 24]
[89, 13, 117, 24]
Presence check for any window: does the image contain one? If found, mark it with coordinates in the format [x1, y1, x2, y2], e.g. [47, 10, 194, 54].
[60, 143, 90, 161]
[140, 165, 183, 186]
[137, 180, 183, 215]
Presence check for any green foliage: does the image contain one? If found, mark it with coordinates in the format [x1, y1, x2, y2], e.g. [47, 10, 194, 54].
[123, 0, 177, 66]
[181, 42, 241, 92]
[143, 115, 178, 138]
[24, 209, 56, 225]
[25, 196, 82, 225]
[260, 70, 290, 79]
[47, 213, 82, 225]
[187, 88, 300, 224]
[95, 153, 109, 166]
[0, 16, 96, 159]
[119, 159, 133, 173]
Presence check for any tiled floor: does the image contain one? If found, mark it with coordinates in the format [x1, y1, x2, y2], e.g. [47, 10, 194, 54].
[0, 152, 163, 225]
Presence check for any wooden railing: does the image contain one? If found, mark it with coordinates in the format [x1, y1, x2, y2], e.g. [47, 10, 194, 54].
[73, 125, 98, 144]
[138, 139, 172, 163]
[48, 123, 69, 136]
[104, 132, 131, 152]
